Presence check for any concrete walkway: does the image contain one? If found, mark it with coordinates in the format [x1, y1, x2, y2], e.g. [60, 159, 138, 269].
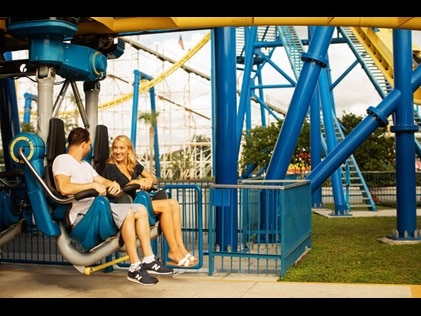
[0, 262, 420, 298]
[1, 208, 420, 299]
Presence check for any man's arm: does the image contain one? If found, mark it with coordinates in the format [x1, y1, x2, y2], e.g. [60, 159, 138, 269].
[93, 174, 121, 196]
[55, 174, 108, 196]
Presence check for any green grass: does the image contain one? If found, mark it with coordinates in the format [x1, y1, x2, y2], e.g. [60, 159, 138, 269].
[280, 214, 421, 285]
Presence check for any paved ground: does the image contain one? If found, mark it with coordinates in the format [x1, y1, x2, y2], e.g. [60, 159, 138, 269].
[0, 262, 420, 299]
[1, 208, 420, 299]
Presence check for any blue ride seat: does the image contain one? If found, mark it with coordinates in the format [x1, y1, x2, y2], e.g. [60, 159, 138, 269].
[45, 118, 118, 252]
[0, 170, 25, 230]
[93, 124, 163, 226]
[67, 196, 118, 251]
[133, 191, 157, 226]
[0, 169, 27, 247]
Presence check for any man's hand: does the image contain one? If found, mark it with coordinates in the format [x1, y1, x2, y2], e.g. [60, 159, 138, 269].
[92, 182, 108, 196]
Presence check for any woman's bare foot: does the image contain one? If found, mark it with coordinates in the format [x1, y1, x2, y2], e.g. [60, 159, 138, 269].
[167, 256, 195, 267]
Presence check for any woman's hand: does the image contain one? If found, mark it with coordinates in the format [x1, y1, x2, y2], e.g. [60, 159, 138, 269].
[136, 178, 155, 191]
[106, 180, 121, 196]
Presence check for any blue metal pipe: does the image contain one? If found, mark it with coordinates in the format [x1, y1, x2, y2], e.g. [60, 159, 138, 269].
[306, 91, 400, 190]
[131, 70, 161, 177]
[213, 27, 238, 251]
[266, 26, 334, 180]
[319, 68, 348, 215]
[237, 27, 257, 147]
[310, 86, 323, 207]
[149, 86, 161, 178]
[307, 56, 421, 192]
[391, 29, 419, 239]
[131, 69, 141, 144]
[23, 93, 38, 124]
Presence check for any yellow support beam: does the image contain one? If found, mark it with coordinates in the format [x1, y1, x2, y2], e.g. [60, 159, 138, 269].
[72, 17, 421, 36]
[351, 27, 421, 104]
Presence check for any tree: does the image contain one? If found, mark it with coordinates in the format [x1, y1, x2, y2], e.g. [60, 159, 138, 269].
[240, 119, 311, 176]
[138, 111, 160, 172]
[338, 112, 396, 171]
[21, 122, 36, 133]
[240, 112, 395, 178]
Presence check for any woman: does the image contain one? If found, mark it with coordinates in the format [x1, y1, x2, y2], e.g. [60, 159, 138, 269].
[101, 135, 196, 267]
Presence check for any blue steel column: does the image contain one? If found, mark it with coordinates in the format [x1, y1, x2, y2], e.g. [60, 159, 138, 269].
[236, 26, 257, 151]
[390, 29, 419, 240]
[266, 26, 334, 180]
[319, 68, 348, 215]
[310, 88, 323, 207]
[213, 27, 238, 251]
[131, 69, 142, 145]
[131, 70, 161, 176]
[149, 86, 161, 178]
[307, 63, 421, 192]
[308, 26, 323, 208]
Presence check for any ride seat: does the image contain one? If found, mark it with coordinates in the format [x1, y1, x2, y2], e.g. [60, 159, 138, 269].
[46, 118, 118, 251]
[0, 170, 27, 247]
[92, 124, 163, 226]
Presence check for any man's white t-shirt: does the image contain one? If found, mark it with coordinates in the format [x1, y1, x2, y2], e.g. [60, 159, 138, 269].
[52, 153, 97, 226]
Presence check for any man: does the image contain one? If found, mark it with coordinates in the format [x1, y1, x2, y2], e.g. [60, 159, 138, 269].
[52, 127, 172, 286]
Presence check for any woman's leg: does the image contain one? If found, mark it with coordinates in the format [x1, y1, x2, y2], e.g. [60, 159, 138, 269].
[152, 199, 193, 265]
[167, 199, 190, 256]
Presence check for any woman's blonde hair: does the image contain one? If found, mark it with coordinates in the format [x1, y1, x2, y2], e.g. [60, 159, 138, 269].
[107, 135, 137, 175]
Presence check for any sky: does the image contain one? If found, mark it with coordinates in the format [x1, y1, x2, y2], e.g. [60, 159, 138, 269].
[14, 26, 421, 155]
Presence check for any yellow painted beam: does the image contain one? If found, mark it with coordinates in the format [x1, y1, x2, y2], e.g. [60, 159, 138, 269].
[73, 17, 421, 36]
[351, 27, 421, 104]
[3, 17, 421, 37]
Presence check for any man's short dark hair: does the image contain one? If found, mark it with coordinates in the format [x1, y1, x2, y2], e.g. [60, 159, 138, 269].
[68, 127, 90, 146]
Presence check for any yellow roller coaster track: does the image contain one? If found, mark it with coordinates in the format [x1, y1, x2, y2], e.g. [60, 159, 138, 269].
[350, 27, 421, 104]
[98, 31, 210, 112]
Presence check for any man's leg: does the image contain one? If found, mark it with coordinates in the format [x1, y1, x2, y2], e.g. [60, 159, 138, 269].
[120, 208, 141, 264]
[134, 205, 155, 257]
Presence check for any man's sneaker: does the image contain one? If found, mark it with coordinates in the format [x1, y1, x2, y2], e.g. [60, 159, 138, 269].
[127, 264, 158, 286]
[142, 257, 173, 275]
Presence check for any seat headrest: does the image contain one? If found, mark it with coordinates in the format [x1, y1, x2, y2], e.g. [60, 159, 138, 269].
[46, 118, 66, 162]
[93, 124, 109, 174]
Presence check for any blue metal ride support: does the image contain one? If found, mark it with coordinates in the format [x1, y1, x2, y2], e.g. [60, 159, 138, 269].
[150, 86, 161, 178]
[310, 87, 323, 207]
[236, 26, 257, 151]
[131, 70, 161, 177]
[265, 26, 334, 181]
[307, 96, 398, 190]
[132, 70, 141, 144]
[8, 133, 60, 236]
[8, 19, 107, 82]
[1, 52, 21, 171]
[23, 93, 37, 124]
[307, 64, 421, 193]
[308, 26, 323, 208]
[319, 68, 349, 215]
[390, 29, 419, 240]
[213, 27, 238, 251]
